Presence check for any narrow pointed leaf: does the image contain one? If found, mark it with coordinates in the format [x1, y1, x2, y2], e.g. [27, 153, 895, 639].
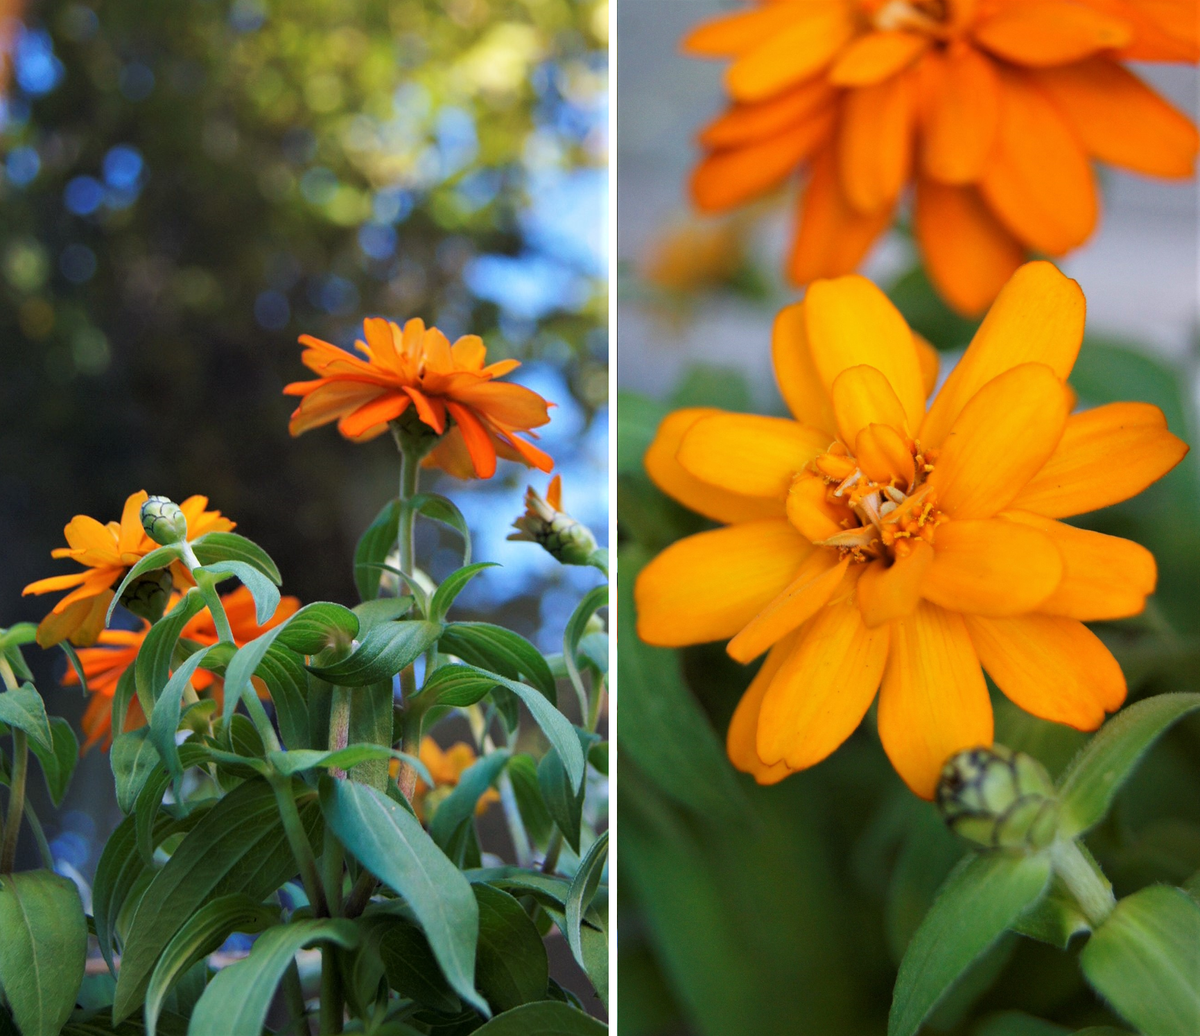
[191, 531, 282, 585]
[430, 750, 511, 856]
[407, 492, 471, 565]
[474, 884, 549, 1012]
[563, 585, 607, 715]
[439, 623, 556, 702]
[0, 685, 53, 753]
[307, 620, 442, 686]
[28, 716, 78, 807]
[354, 497, 400, 601]
[134, 592, 206, 717]
[107, 546, 184, 624]
[469, 1001, 606, 1034]
[429, 563, 498, 622]
[197, 560, 281, 625]
[110, 730, 162, 814]
[566, 830, 608, 965]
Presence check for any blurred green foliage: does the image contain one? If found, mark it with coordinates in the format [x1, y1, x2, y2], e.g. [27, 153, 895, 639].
[616, 263, 1200, 1035]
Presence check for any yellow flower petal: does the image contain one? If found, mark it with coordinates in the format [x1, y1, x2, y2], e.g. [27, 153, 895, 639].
[922, 518, 1063, 616]
[1008, 401, 1189, 518]
[831, 364, 911, 445]
[677, 413, 830, 500]
[914, 333, 939, 399]
[964, 613, 1125, 730]
[644, 409, 784, 524]
[635, 520, 814, 647]
[878, 602, 993, 799]
[930, 362, 1071, 519]
[786, 471, 855, 541]
[920, 261, 1084, 448]
[857, 542, 932, 628]
[772, 301, 837, 436]
[757, 587, 890, 769]
[727, 632, 804, 786]
[829, 31, 928, 86]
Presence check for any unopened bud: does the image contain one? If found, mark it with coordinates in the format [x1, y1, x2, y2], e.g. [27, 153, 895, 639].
[936, 745, 1058, 851]
[141, 496, 188, 546]
[118, 568, 173, 624]
[508, 476, 598, 566]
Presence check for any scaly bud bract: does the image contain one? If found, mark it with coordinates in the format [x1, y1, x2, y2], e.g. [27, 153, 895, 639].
[936, 744, 1058, 852]
[508, 476, 598, 566]
[141, 495, 189, 546]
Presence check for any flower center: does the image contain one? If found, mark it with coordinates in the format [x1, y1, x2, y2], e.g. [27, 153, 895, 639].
[810, 436, 944, 563]
[869, 0, 951, 34]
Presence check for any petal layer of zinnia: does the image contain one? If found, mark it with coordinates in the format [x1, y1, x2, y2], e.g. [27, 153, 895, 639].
[677, 414, 830, 500]
[772, 302, 838, 436]
[727, 634, 803, 785]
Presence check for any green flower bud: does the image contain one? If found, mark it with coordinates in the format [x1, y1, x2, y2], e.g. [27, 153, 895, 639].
[936, 745, 1058, 851]
[508, 477, 599, 566]
[118, 567, 174, 624]
[141, 495, 188, 546]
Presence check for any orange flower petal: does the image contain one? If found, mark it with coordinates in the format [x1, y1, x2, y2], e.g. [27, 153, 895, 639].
[829, 31, 928, 86]
[1001, 510, 1156, 621]
[964, 613, 1125, 729]
[443, 378, 551, 429]
[451, 334, 487, 370]
[857, 542, 933, 627]
[878, 602, 992, 799]
[288, 381, 389, 436]
[786, 471, 856, 541]
[23, 570, 94, 596]
[973, 0, 1133, 65]
[677, 413, 830, 500]
[494, 430, 554, 473]
[915, 333, 939, 399]
[837, 74, 917, 213]
[979, 71, 1098, 256]
[727, 552, 849, 663]
[402, 386, 446, 435]
[336, 392, 412, 440]
[1033, 59, 1198, 178]
[914, 177, 1025, 318]
[772, 301, 838, 436]
[445, 401, 498, 479]
[644, 409, 784, 524]
[922, 518, 1063, 616]
[727, 633, 803, 785]
[682, 3, 806, 57]
[699, 79, 837, 149]
[919, 44, 1000, 184]
[805, 275, 926, 431]
[1008, 401, 1189, 517]
[725, 4, 856, 102]
[757, 586, 890, 769]
[831, 364, 911, 445]
[930, 363, 1071, 519]
[635, 519, 815, 647]
[855, 423, 916, 486]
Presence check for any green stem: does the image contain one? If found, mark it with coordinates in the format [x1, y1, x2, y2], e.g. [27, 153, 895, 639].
[1051, 839, 1116, 928]
[322, 826, 344, 917]
[0, 730, 27, 873]
[191, 566, 235, 644]
[587, 677, 606, 734]
[319, 945, 344, 1035]
[281, 958, 310, 1036]
[344, 866, 378, 919]
[244, 690, 282, 754]
[394, 445, 423, 802]
[0, 657, 15, 854]
[540, 830, 564, 875]
[272, 778, 328, 917]
[395, 708, 422, 803]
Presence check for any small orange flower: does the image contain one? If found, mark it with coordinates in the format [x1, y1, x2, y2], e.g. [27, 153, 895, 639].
[400, 736, 500, 822]
[636, 262, 1189, 797]
[284, 317, 554, 479]
[65, 585, 301, 752]
[684, 0, 1199, 314]
[23, 491, 234, 649]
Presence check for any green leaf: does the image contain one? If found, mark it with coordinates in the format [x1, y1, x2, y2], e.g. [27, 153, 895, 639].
[58, 641, 89, 698]
[110, 665, 139, 745]
[190, 531, 282, 585]
[538, 727, 596, 853]
[1080, 884, 1200, 1036]
[354, 498, 400, 602]
[353, 596, 415, 634]
[474, 884, 549, 1012]
[197, 560, 280, 624]
[0, 870, 87, 1036]
[0, 623, 37, 653]
[1010, 871, 1093, 949]
[134, 743, 212, 867]
[187, 919, 358, 1036]
[110, 730, 161, 814]
[888, 852, 1052, 1036]
[145, 894, 279, 1036]
[430, 751, 511, 862]
[407, 493, 471, 565]
[29, 716, 78, 807]
[357, 911, 460, 1014]
[1057, 693, 1200, 839]
[566, 830, 608, 966]
[972, 1010, 1072, 1036]
[470, 1001, 606, 1035]
[508, 754, 554, 848]
[134, 592, 206, 718]
[439, 623, 556, 703]
[429, 563, 498, 622]
[113, 778, 322, 1021]
[107, 546, 185, 624]
[307, 620, 442, 686]
[0, 685, 53, 753]
[563, 585, 607, 715]
[252, 644, 311, 751]
[267, 745, 431, 786]
[319, 777, 486, 1015]
[417, 664, 506, 710]
[148, 646, 218, 785]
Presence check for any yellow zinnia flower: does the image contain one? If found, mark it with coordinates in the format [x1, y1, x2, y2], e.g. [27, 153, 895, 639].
[635, 261, 1189, 798]
[393, 736, 500, 822]
[284, 317, 554, 480]
[22, 491, 234, 649]
[683, 0, 1199, 314]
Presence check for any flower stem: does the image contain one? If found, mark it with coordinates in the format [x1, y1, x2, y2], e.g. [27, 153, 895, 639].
[0, 730, 28, 874]
[281, 959, 310, 1036]
[344, 867, 378, 919]
[271, 777, 328, 918]
[1050, 839, 1115, 928]
[394, 445, 422, 802]
[587, 677, 606, 734]
[319, 945, 343, 1035]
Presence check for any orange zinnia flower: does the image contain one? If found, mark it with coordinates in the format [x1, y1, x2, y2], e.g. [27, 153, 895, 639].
[66, 585, 301, 752]
[396, 736, 501, 822]
[635, 261, 1189, 797]
[23, 491, 234, 649]
[684, 0, 1199, 314]
[284, 317, 554, 479]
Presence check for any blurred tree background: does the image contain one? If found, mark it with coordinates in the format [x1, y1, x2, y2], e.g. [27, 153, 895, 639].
[0, 0, 607, 900]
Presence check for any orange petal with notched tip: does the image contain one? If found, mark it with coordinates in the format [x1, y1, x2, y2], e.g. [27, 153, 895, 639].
[1001, 509, 1156, 621]
[790, 146, 895, 285]
[919, 44, 1000, 184]
[727, 633, 803, 785]
[1033, 59, 1198, 178]
[772, 302, 838, 436]
[786, 471, 856, 542]
[829, 31, 928, 85]
[445, 401, 497, 479]
[979, 71, 1097, 256]
[757, 584, 890, 769]
[964, 613, 1124, 729]
[726, 4, 856, 102]
[1009, 401, 1189, 517]
[635, 519, 815, 647]
[930, 363, 1071, 519]
[857, 542, 932, 627]
[914, 178, 1025, 318]
[699, 79, 838, 149]
[62, 514, 118, 555]
[973, 0, 1132, 65]
[831, 364, 911, 445]
[878, 601, 992, 799]
[677, 413, 830, 501]
[838, 74, 916, 214]
[922, 517, 1063, 615]
[728, 551, 848, 663]
[645, 409, 785, 524]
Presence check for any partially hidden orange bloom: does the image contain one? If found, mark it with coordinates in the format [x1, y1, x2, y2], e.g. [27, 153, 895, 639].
[635, 261, 1189, 797]
[398, 736, 501, 822]
[284, 317, 554, 480]
[65, 585, 301, 752]
[22, 491, 234, 649]
[684, 0, 1199, 314]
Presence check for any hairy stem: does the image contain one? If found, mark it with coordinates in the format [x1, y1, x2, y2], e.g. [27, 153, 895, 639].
[0, 731, 27, 874]
[272, 778, 328, 917]
[1051, 839, 1116, 928]
[394, 445, 423, 802]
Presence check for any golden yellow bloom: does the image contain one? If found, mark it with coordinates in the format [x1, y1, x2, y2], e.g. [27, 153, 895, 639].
[22, 491, 234, 649]
[398, 736, 500, 822]
[635, 261, 1188, 797]
[284, 317, 554, 480]
[684, 0, 1199, 314]
[63, 586, 301, 752]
